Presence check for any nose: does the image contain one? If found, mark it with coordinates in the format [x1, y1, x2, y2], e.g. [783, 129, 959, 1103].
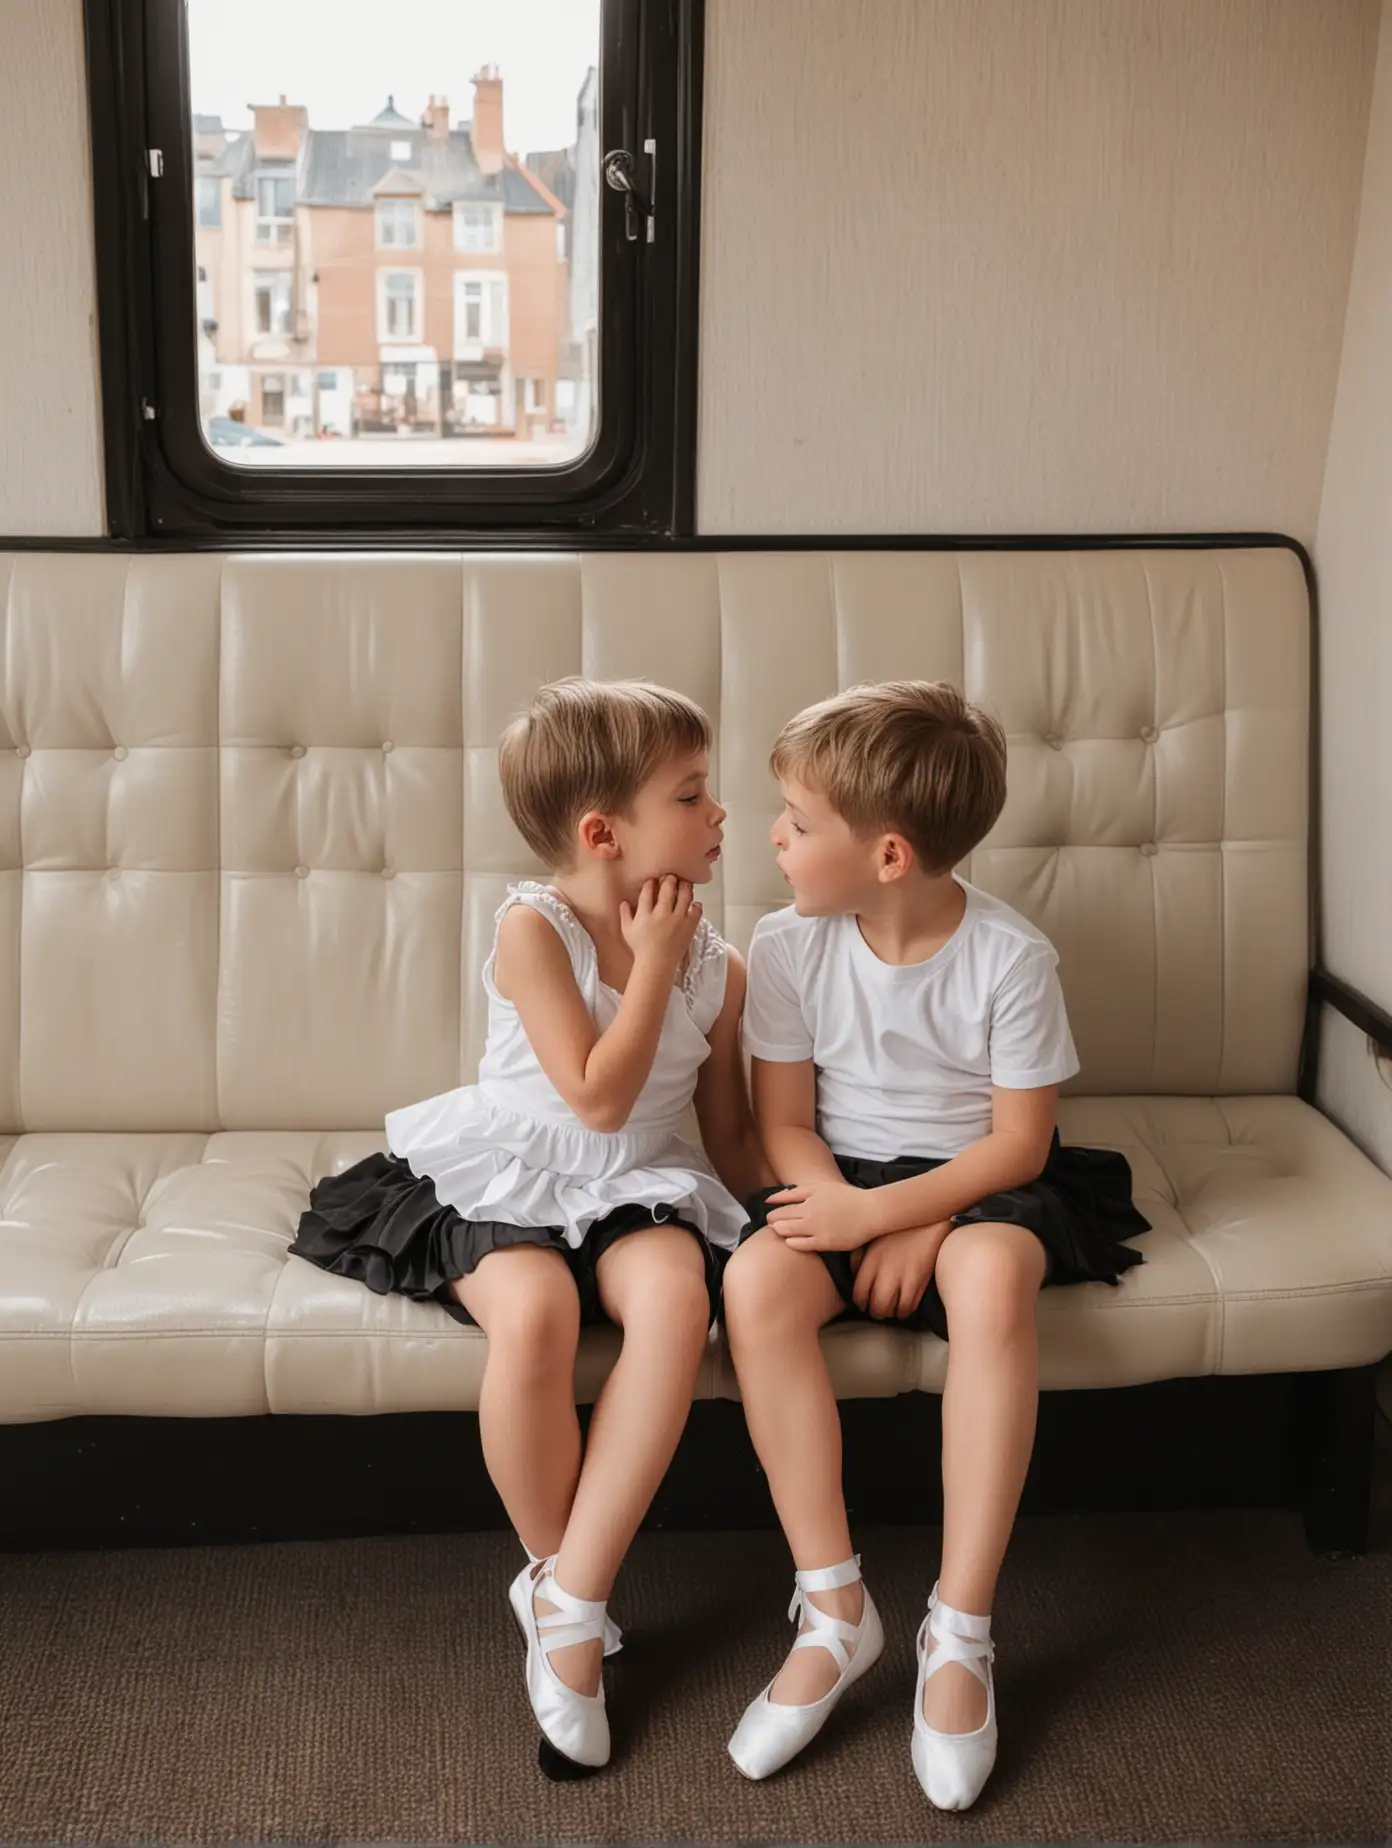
[712, 797, 727, 825]
[769, 818, 784, 849]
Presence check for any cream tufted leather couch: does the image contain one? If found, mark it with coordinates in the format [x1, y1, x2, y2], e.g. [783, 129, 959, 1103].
[2, 544, 1390, 1429]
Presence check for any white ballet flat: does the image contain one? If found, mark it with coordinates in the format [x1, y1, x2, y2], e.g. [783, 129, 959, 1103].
[911, 1581, 998, 1811]
[512, 1557, 611, 1778]
[728, 1555, 884, 1781]
[511, 1550, 623, 1659]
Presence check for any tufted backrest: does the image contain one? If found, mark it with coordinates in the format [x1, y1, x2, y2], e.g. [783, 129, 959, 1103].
[0, 546, 1309, 1133]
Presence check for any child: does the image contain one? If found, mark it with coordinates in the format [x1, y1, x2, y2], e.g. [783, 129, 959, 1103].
[721, 680, 1149, 1810]
[290, 678, 770, 1779]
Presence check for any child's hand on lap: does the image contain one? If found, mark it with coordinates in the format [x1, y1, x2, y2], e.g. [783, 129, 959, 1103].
[766, 1179, 880, 1251]
[849, 1221, 953, 1318]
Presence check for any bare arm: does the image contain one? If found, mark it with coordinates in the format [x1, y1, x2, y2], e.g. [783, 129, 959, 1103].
[767, 1084, 1058, 1251]
[750, 1055, 845, 1187]
[858, 1085, 1057, 1235]
[493, 878, 698, 1134]
[692, 951, 777, 1200]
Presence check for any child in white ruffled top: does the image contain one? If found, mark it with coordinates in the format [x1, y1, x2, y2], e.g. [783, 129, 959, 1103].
[289, 678, 772, 1779]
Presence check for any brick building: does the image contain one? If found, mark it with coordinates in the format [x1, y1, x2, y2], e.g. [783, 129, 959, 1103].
[194, 70, 571, 444]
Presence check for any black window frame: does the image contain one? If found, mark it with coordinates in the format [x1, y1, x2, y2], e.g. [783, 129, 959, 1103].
[83, 0, 703, 542]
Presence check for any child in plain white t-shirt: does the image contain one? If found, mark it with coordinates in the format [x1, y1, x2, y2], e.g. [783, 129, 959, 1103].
[720, 679, 1149, 1811]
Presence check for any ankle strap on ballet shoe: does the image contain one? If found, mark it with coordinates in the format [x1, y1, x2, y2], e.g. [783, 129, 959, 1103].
[921, 1584, 994, 1681]
[927, 1583, 992, 1641]
[786, 1555, 864, 1674]
[790, 1554, 862, 1602]
[534, 1565, 610, 1658]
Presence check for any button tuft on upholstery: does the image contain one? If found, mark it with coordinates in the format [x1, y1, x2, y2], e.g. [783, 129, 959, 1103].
[15, 744, 31, 759]
[294, 864, 309, 879]
[106, 867, 121, 881]
[381, 866, 395, 880]
[1140, 841, 1158, 857]
[381, 740, 394, 754]
[113, 745, 129, 761]
[1044, 731, 1063, 750]
[1141, 726, 1159, 745]
[290, 744, 306, 759]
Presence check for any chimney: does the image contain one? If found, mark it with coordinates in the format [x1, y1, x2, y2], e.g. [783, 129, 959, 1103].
[422, 93, 451, 142]
[471, 66, 504, 175]
[252, 94, 307, 160]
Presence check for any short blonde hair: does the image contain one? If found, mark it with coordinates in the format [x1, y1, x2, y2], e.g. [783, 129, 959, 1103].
[770, 679, 1007, 873]
[499, 677, 712, 868]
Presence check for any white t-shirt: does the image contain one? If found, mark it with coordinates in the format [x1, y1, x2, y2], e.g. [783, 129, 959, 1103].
[743, 881, 1080, 1162]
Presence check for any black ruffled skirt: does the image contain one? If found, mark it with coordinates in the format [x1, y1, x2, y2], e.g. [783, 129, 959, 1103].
[289, 1152, 724, 1327]
[739, 1131, 1150, 1341]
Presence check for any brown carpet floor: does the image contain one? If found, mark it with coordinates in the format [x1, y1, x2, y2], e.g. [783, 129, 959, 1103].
[1, 1511, 1389, 1845]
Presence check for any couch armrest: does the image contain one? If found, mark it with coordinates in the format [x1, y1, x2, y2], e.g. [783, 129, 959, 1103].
[1301, 967, 1392, 1100]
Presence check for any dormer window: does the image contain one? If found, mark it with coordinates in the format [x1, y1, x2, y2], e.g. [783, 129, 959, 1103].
[376, 198, 420, 249]
[391, 139, 413, 162]
[255, 173, 295, 244]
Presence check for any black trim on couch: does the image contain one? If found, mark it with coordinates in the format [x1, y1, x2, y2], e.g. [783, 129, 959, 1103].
[1310, 970, 1392, 1055]
[0, 530, 1315, 560]
[1299, 971, 1392, 1103]
[0, 1366, 1383, 1557]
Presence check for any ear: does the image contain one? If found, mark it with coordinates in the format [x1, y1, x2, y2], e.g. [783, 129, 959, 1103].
[577, 810, 621, 861]
[876, 832, 916, 883]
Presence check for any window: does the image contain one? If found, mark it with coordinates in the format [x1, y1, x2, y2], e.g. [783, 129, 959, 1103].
[260, 373, 285, 425]
[376, 198, 419, 249]
[454, 273, 507, 350]
[453, 203, 501, 254]
[255, 173, 295, 244]
[379, 271, 420, 342]
[254, 272, 293, 337]
[196, 176, 221, 227]
[91, 0, 700, 536]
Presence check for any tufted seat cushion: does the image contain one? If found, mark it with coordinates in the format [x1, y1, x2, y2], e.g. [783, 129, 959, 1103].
[1, 544, 1390, 1423]
[2, 1096, 1389, 1422]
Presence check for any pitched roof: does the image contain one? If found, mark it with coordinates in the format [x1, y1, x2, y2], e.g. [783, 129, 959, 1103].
[208, 133, 257, 198]
[370, 164, 426, 197]
[201, 125, 559, 214]
[299, 127, 555, 213]
[524, 147, 575, 213]
[369, 97, 415, 128]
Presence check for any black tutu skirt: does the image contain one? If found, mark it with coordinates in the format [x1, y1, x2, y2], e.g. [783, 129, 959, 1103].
[289, 1152, 724, 1328]
[739, 1131, 1150, 1341]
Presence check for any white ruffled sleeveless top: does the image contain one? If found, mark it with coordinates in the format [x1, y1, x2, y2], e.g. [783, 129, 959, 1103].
[385, 882, 748, 1251]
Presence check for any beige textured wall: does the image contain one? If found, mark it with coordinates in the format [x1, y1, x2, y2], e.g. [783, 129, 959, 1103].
[0, 0, 104, 536]
[1314, 0, 1392, 1171]
[0, 0, 1382, 551]
[698, 0, 1380, 539]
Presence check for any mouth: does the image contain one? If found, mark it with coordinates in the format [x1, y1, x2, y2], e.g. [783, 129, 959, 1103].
[706, 846, 722, 861]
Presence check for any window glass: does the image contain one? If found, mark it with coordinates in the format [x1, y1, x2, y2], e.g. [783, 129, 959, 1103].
[187, 0, 600, 468]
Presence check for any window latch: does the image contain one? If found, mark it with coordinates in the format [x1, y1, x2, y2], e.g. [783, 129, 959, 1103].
[603, 145, 655, 243]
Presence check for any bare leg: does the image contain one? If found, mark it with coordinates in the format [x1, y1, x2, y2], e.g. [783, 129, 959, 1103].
[449, 1245, 582, 1560]
[926, 1220, 1047, 1733]
[542, 1224, 713, 1695]
[723, 1229, 863, 1704]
